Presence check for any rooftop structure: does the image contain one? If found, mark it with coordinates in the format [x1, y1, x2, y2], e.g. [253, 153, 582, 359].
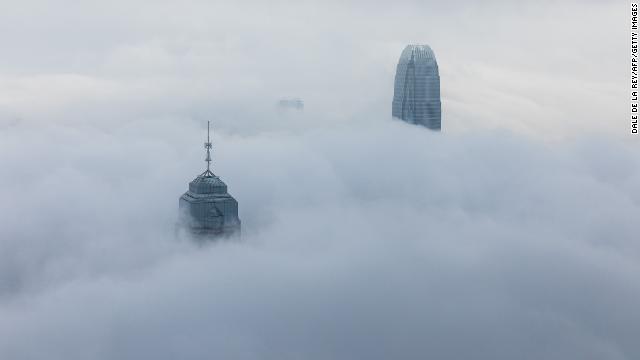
[277, 98, 304, 110]
[179, 122, 241, 239]
[392, 44, 441, 130]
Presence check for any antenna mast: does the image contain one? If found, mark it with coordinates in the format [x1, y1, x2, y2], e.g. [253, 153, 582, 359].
[203, 121, 213, 177]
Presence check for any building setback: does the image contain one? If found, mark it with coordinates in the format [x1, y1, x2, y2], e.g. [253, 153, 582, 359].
[392, 44, 441, 130]
[179, 122, 241, 239]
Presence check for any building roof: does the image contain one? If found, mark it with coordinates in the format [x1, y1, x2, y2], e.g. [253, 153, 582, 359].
[399, 44, 436, 62]
[188, 174, 228, 195]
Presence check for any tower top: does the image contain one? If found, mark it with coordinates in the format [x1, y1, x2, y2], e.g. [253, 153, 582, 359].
[399, 44, 436, 62]
[202, 121, 214, 177]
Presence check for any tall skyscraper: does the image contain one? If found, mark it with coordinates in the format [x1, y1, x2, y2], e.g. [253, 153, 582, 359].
[179, 122, 241, 239]
[392, 44, 441, 130]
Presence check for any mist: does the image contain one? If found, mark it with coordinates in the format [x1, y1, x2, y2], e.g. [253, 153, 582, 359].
[0, 0, 637, 359]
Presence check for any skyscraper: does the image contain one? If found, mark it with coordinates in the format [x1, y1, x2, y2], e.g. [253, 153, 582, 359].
[179, 122, 241, 239]
[392, 44, 441, 130]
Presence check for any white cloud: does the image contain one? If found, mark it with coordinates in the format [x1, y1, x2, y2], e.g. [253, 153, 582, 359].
[0, 0, 636, 358]
[0, 115, 638, 359]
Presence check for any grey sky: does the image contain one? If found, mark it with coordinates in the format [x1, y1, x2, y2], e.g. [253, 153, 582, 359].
[0, 1, 637, 359]
[0, 0, 625, 138]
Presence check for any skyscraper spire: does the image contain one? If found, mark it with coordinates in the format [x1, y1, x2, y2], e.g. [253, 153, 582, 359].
[203, 121, 213, 177]
[179, 120, 241, 239]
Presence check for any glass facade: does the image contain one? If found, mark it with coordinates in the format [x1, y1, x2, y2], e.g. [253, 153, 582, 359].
[179, 174, 241, 238]
[392, 45, 441, 130]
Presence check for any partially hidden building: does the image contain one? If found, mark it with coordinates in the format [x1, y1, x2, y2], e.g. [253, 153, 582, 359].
[392, 44, 441, 130]
[277, 98, 304, 111]
[179, 122, 241, 239]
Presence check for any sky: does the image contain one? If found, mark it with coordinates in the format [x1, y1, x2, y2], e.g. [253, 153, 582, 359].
[0, 1, 638, 359]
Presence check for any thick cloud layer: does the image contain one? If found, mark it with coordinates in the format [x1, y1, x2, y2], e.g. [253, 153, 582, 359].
[0, 0, 636, 359]
[1, 115, 638, 359]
